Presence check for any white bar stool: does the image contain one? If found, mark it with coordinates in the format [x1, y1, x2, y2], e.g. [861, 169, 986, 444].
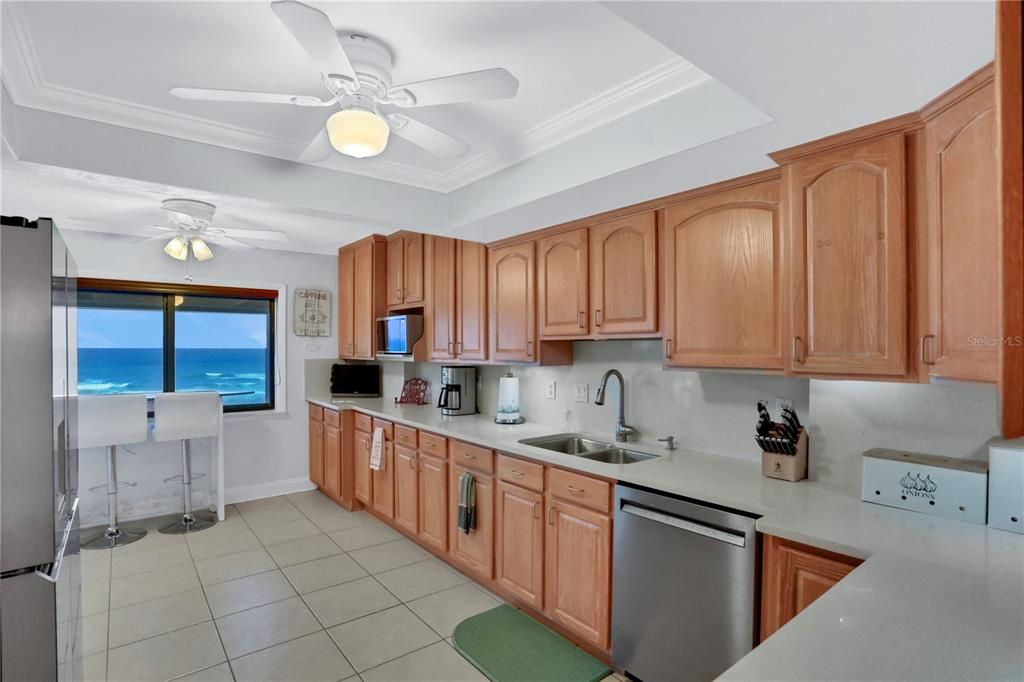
[154, 392, 221, 534]
[79, 394, 150, 549]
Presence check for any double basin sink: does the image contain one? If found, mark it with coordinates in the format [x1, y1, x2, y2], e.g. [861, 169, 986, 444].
[517, 433, 658, 464]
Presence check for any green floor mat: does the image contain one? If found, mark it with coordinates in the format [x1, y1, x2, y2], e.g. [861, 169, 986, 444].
[451, 605, 611, 682]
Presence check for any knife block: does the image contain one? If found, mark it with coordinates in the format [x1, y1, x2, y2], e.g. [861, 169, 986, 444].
[762, 430, 808, 482]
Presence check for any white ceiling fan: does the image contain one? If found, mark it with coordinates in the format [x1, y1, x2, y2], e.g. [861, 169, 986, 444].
[169, 0, 520, 161]
[141, 198, 288, 263]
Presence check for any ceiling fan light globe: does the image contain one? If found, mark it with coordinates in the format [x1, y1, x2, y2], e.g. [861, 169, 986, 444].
[326, 108, 389, 158]
[191, 238, 215, 261]
[163, 236, 189, 261]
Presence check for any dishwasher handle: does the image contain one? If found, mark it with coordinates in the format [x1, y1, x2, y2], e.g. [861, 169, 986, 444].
[621, 502, 747, 548]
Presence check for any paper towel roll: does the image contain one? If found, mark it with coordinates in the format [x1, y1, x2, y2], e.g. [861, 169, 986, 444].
[496, 373, 521, 423]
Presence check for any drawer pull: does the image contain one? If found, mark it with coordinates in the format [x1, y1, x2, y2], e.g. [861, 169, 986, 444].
[462, 452, 474, 459]
[566, 485, 584, 495]
[508, 470, 524, 478]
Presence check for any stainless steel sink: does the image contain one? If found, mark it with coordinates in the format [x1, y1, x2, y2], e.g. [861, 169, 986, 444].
[518, 433, 658, 464]
[578, 448, 657, 464]
[517, 433, 612, 455]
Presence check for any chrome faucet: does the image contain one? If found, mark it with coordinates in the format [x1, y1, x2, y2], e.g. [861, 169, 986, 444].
[594, 369, 637, 442]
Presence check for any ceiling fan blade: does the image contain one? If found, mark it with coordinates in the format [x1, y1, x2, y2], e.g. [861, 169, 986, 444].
[390, 68, 519, 108]
[130, 234, 171, 245]
[210, 226, 289, 242]
[387, 114, 470, 159]
[298, 127, 334, 163]
[208, 235, 255, 251]
[143, 225, 177, 232]
[169, 87, 324, 106]
[271, 1, 356, 81]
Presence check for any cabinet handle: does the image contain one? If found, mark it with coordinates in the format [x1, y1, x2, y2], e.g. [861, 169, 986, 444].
[920, 334, 936, 366]
[566, 485, 584, 495]
[792, 336, 803, 364]
[402, 287, 407, 300]
[462, 452, 474, 460]
[409, 455, 416, 470]
[578, 311, 585, 329]
[665, 339, 672, 359]
[448, 342, 454, 355]
[526, 340, 533, 357]
[534, 502, 540, 519]
[456, 341, 463, 355]
[508, 470, 524, 478]
[594, 309, 603, 327]
[547, 506, 555, 525]
[395, 287, 402, 301]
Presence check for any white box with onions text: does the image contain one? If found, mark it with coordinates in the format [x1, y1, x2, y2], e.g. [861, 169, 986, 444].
[861, 448, 988, 525]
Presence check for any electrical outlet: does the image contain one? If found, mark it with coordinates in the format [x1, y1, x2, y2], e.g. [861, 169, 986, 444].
[775, 397, 794, 415]
[573, 383, 589, 403]
[546, 381, 557, 400]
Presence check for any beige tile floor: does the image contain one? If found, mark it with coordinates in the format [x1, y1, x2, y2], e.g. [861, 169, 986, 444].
[76, 491, 508, 682]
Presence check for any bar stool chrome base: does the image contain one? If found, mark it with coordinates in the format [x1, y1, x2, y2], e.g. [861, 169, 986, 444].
[82, 525, 147, 550]
[159, 509, 216, 535]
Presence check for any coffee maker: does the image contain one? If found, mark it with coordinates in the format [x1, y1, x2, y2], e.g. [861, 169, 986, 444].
[437, 366, 478, 416]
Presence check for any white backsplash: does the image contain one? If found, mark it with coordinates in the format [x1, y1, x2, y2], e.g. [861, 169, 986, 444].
[391, 340, 1001, 494]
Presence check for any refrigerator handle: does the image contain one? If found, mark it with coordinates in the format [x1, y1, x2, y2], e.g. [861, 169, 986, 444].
[34, 497, 78, 584]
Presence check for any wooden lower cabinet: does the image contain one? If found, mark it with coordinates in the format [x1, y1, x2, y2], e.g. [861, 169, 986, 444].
[323, 423, 341, 499]
[495, 481, 545, 610]
[394, 444, 419, 534]
[418, 453, 448, 553]
[372, 440, 395, 519]
[760, 534, 863, 640]
[308, 417, 324, 488]
[354, 428, 372, 505]
[449, 464, 494, 581]
[544, 498, 612, 650]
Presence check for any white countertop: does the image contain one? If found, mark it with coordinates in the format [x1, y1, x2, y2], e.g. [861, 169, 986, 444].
[308, 394, 1024, 680]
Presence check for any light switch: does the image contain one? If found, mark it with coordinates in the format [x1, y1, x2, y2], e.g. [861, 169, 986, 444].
[546, 381, 557, 399]
[573, 383, 589, 403]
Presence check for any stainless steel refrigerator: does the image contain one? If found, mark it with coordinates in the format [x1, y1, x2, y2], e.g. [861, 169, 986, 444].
[1, 216, 82, 681]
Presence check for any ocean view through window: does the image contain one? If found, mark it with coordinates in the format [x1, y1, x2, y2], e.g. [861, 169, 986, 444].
[77, 280, 277, 412]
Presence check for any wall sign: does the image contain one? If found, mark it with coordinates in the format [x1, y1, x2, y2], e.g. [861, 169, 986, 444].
[294, 288, 330, 336]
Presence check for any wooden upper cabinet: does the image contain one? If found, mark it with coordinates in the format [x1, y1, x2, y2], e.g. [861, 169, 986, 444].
[921, 78, 999, 382]
[387, 235, 404, 307]
[353, 240, 376, 358]
[538, 228, 589, 337]
[427, 236, 457, 361]
[386, 232, 425, 308]
[457, 241, 488, 360]
[489, 241, 536, 362]
[338, 248, 355, 358]
[760, 535, 863, 641]
[590, 212, 659, 336]
[403, 232, 425, 304]
[661, 177, 784, 369]
[785, 133, 907, 376]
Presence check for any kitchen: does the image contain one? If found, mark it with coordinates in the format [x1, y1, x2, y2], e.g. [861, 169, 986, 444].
[2, 1, 1023, 681]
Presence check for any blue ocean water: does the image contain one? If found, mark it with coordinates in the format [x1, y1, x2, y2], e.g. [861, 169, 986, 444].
[78, 348, 269, 407]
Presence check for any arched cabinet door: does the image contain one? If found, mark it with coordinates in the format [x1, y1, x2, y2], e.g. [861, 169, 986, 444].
[590, 213, 658, 336]
[786, 134, 907, 376]
[661, 179, 783, 369]
[488, 241, 536, 362]
[537, 228, 589, 338]
[923, 81, 998, 382]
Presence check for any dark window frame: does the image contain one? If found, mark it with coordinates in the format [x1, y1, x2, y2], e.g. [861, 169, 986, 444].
[77, 278, 277, 413]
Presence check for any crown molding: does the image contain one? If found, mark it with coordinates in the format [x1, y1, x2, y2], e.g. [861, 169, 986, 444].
[3, 3, 707, 194]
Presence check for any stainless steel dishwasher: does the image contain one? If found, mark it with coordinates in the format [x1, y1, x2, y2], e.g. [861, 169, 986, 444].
[612, 483, 759, 681]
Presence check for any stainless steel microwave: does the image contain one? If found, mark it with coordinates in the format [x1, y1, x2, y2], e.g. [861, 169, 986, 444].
[376, 314, 424, 355]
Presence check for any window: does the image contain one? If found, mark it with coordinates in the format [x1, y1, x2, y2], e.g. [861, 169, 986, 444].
[77, 280, 277, 412]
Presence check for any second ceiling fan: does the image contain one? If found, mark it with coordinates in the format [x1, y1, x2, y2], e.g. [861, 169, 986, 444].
[170, 0, 519, 160]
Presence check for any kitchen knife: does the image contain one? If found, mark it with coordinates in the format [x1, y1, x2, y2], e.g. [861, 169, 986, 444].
[783, 406, 802, 430]
[756, 414, 773, 437]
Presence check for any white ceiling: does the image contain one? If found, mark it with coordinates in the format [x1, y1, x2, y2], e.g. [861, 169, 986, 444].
[3, 1, 717, 190]
[0, 1, 996, 255]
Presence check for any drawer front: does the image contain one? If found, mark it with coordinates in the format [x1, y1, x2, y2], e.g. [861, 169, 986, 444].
[549, 468, 611, 513]
[497, 454, 545, 493]
[323, 409, 340, 428]
[354, 412, 373, 433]
[450, 440, 495, 474]
[419, 432, 448, 458]
[372, 418, 394, 440]
[395, 424, 418, 448]
[308, 404, 324, 422]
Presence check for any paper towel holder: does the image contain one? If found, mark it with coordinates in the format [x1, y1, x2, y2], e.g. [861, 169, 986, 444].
[495, 371, 526, 425]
